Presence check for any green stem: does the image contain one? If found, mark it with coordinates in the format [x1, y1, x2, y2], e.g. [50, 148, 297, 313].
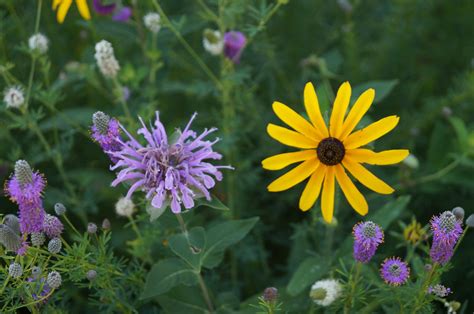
[25, 0, 42, 108]
[344, 262, 362, 313]
[112, 78, 132, 122]
[197, 272, 215, 313]
[62, 214, 81, 237]
[127, 215, 143, 240]
[452, 226, 469, 255]
[414, 263, 438, 311]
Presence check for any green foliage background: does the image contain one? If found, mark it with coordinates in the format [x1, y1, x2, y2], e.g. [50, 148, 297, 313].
[0, 0, 473, 312]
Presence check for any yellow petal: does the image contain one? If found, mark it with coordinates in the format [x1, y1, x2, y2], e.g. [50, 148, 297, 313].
[53, 0, 62, 10]
[57, 0, 73, 23]
[267, 124, 318, 149]
[329, 82, 351, 138]
[334, 164, 368, 216]
[346, 149, 409, 165]
[267, 159, 319, 192]
[262, 150, 316, 170]
[76, 0, 91, 20]
[343, 115, 400, 149]
[299, 165, 326, 211]
[339, 88, 375, 140]
[342, 158, 394, 194]
[321, 166, 335, 223]
[304, 82, 329, 138]
[272, 101, 321, 141]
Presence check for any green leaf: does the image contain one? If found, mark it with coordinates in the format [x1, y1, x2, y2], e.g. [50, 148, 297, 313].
[351, 80, 398, 103]
[146, 201, 169, 222]
[202, 217, 259, 269]
[195, 196, 230, 211]
[156, 286, 209, 314]
[286, 256, 330, 296]
[168, 227, 206, 270]
[141, 258, 198, 299]
[448, 116, 469, 151]
[38, 108, 96, 131]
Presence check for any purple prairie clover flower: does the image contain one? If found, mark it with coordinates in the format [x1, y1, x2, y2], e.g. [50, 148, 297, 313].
[91, 111, 123, 162]
[430, 241, 454, 265]
[113, 7, 132, 22]
[352, 221, 384, 263]
[429, 211, 462, 265]
[5, 160, 46, 234]
[28, 277, 52, 303]
[109, 112, 232, 219]
[42, 214, 63, 238]
[224, 31, 246, 63]
[92, 0, 116, 15]
[380, 257, 410, 286]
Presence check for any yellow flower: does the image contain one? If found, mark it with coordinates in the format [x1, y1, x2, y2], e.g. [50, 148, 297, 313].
[262, 82, 409, 223]
[403, 218, 426, 244]
[52, 0, 91, 24]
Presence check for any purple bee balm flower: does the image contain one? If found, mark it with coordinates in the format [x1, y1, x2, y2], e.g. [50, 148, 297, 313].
[224, 31, 246, 63]
[113, 6, 132, 22]
[109, 112, 232, 220]
[429, 211, 462, 265]
[353, 221, 384, 263]
[380, 257, 410, 286]
[91, 111, 123, 162]
[43, 214, 63, 238]
[5, 160, 46, 234]
[93, 0, 116, 15]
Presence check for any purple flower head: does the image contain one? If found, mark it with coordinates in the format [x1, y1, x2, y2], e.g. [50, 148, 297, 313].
[42, 214, 63, 238]
[91, 111, 123, 162]
[93, 0, 116, 15]
[109, 112, 232, 220]
[430, 241, 454, 265]
[428, 284, 451, 297]
[5, 160, 46, 234]
[113, 7, 132, 22]
[430, 211, 463, 246]
[353, 221, 384, 263]
[380, 257, 410, 286]
[27, 277, 52, 303]
[224, 31, 246, 63]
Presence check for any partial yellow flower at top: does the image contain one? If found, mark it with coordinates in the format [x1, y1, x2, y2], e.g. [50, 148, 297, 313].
[262, 82, 409, 223]
[52, 0, 91, 24]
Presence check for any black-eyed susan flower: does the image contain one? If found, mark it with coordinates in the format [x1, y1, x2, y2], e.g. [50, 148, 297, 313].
[52, 0, 91, 24]
[262, 82, 409, 223]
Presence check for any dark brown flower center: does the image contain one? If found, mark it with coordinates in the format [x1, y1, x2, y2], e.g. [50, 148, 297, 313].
[316, 137, 345, 166]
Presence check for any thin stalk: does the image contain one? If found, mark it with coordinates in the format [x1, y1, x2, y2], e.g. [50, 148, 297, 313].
[127, 215, 143, 240]
[414, 263, 438, 311]
[452, 225, 469, 255]
[62, 214, 81, 237]
[112, 77, 132, 122]
[25, 0, 43, 108]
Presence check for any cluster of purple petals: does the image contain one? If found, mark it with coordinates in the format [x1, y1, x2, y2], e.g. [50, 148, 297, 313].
[5, 171, 46, 234]
[380, 257, 410, 286]
[91, 117, 123, 163]
[224, 31, 246, 63]
[43, 214, 63, 238]
[428, 284, 452, 297]
[109, 112, 231, 214]
[27, 277, 51, 303]
[92, 0, 132, 22]
[352, 221, 384, 263]
[429, 211, 462, 265]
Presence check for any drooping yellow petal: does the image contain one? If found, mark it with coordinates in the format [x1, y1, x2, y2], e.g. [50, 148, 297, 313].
[267, 124, 318, 149]
[334, 164, 368, 216]
[272, 102, 321, 141]
[329, 82, 351, 138]
[75, 0, 91, 20]
[343, 115, 400, 149]
[57, 0, 73, 23]
[346, 149, 409, 165]
[342, 158, 394, 194]
[53, 0, 62, 10]
[267, 159, 319, 192]
[321, 166, 335, 223]
[299, 165, 326, 211]
[339, 88, 375, 140]
[262, 150, 316, 170]
[304, 82, 329, 138]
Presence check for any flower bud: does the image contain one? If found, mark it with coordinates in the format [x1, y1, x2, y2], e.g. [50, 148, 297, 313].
[102, 218, 111, 230]
[92, 111, 111, 135]
[9, 262, 23, 278]
[466, 214, 474, 227]
[54, 203, 66, 215]
[143, 12, 161, 33]
[87, 223, 98, 234]
[451, 207, 465, 222]
[403, 154, 419, 169]
[4, 214, 20, 235]
[47, 271, 62, 289]
[0, 224, 22, 251]
[14, 160, 33, 186]
[31, 232, 46, 246]
[32, 266, 42, 278]
[48, 237, 62, 254]
[262, 287, 278, 302]
[86, 269, 97, 281]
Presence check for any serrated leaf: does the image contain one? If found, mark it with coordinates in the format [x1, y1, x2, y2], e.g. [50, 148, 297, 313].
[202, 217, 259, 269]
[351, 80, 398, 103]
[168, 227, 206, 270]
[141, 258, 198, 299]
[286, 256, 330, 296]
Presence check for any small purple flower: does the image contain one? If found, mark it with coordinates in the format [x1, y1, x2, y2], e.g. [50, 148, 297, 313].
[380, 257, 410, 286]
[113, 7, 132, 22]
[429, 211, 462, 265]
[91, 111, 123, 162]
[27, 277, 52, 303]
[93, 0, 116, 15]
[5, 160, 46, 234]
[428, 284, 451, 297]
[109, 112, 231, 219]
[224, 31, 246, 63]
[42, 214, 63, 238]
[353, 221, 384, 263]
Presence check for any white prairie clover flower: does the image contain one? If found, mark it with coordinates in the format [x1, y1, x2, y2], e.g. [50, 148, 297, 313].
[9, 262, 23, 278]
[47, 271, 62, 289]
[143, 12, 161, 33]
[28, 33, 49, 54]
[48, 237, 62, 254]
[3, 86, 25, 109]
[203, 29, 224, 55]
[115, 196, 135, 217]
[309, 279, 342, 307]
[94, 40, 120, 78]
